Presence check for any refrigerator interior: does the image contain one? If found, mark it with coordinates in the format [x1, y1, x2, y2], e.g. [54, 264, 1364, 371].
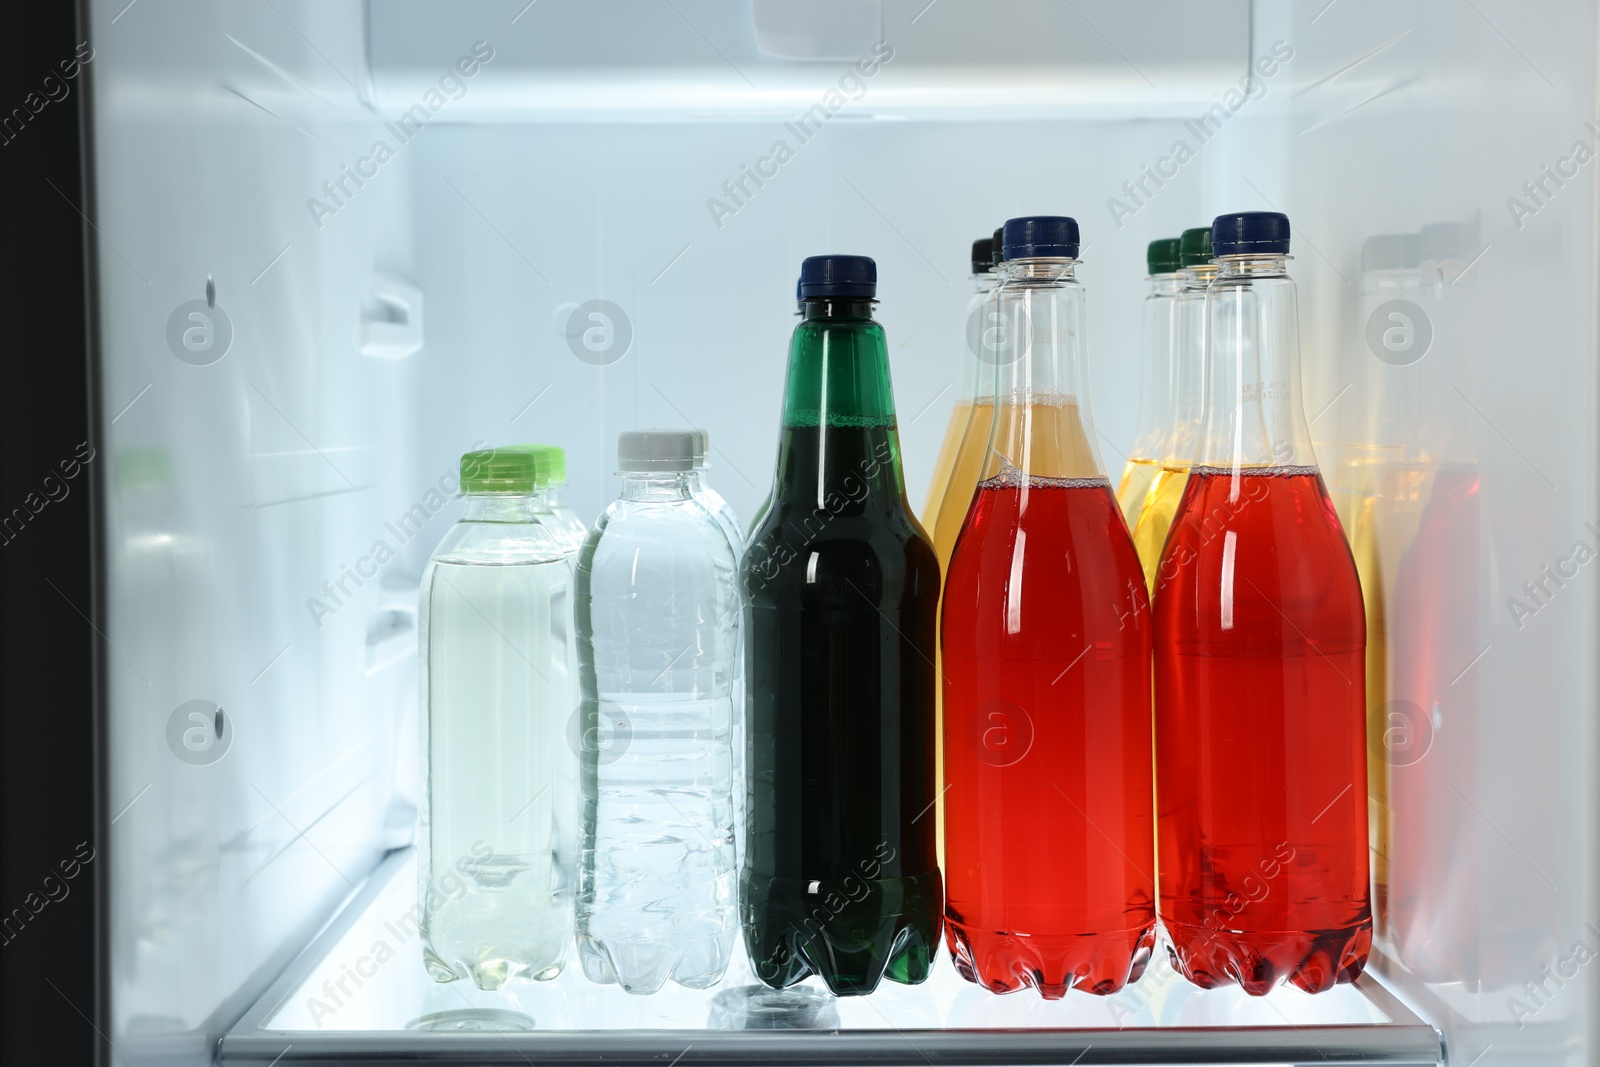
[85, 0, 1597, 1063]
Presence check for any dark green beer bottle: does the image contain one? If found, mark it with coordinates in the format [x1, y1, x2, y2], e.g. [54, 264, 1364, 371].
[741, 254, 943, 996]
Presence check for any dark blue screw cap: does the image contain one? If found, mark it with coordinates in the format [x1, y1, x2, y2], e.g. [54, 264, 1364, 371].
[1002, 216, 1080, 260]
[991, 227, 1004, 265]
[1211, 211, 1291, 257]
[799, 254, 876, 299]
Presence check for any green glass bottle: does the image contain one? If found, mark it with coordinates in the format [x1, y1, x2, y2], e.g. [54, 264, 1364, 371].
[741, 254, 943, 996]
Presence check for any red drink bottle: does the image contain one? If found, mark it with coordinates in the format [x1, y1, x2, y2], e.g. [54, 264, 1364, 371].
[942, 216, 1156, 998]
[1154, 212, 1371, 995]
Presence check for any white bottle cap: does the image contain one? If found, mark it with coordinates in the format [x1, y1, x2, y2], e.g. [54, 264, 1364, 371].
[618, 429, 696, 473]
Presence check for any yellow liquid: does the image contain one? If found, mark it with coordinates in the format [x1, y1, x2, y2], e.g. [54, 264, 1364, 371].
[1130, 465, 1189, 593]
[920, 400, 972, 534]
[1116, 457, 1161, 528]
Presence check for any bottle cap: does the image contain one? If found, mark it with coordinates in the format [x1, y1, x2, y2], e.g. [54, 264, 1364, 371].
[504, 443, 567, 487]
[1211, 211, 1291, 256]
[1001, 216, 1080, 260]
[690, 428, 709, 468]
[991, 226, 1004, 265]
[1179, 226, 1213, 268]
[799, 254, 876, 299]
[460, 447, 539, 494]
[618, 429, 696, 473]
[1361, 233, 1422, 272]
[971, 237, 995, 274]
[1147, 237, 1182, 275]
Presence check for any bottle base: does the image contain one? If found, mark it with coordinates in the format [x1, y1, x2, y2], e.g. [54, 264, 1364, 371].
[423, 946, 565, 990]
[1162, 917, 1372, 996]
[744, 870, 944, 997]
[944, 915, 1156, 998]
[577, 932, 735, 995]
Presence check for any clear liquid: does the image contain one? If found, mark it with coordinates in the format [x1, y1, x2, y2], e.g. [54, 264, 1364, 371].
[577, 486, 739, 994]
[419, 557, 575, 989]
[578, 693, 737, 992]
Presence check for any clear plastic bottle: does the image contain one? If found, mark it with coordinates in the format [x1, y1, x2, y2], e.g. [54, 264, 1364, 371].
[942, 216, 1155, 997]
[418, 447, 576, 989]
[1131, 226, 1214, 589]
[688, 428, 746, 877]
[537, 445, 590, 548]
[1155, 212, 1371, 995]
[1116, 237, 1184, 525]
[576, 429, 740, 993]
[688, 429, 743, 555]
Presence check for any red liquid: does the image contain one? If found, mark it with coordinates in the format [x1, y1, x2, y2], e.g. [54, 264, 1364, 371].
[1154, 466, 1371, 995]
[942, 477, 1156, 997]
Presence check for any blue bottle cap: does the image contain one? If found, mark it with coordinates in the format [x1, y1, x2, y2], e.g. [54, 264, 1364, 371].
[991, 227, 1004, 264]
[799, 255, 877, 299]
[1001, 216, 1080, 260]
[1211, 211, 1291, 257]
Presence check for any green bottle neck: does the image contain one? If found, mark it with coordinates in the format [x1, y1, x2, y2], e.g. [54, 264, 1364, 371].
[773, 299, 909, 512]
[781, 300, 898, 429]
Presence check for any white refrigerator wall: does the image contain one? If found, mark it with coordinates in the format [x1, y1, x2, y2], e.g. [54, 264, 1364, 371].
[86, 0, 1597, 1064]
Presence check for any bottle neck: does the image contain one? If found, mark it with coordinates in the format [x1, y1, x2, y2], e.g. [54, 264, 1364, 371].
[543, 482, 566, 508]
[1198, 254, 1316, 471]
[620, 472, 693, 501]
[1162, 265, 1216, 466]
[462, 493, 540, 522]
[980, 258, 1106, 481]
[772, 298, 908, 510]
[1128, 271, 1185, 457]
[963, 272, 1000, 401]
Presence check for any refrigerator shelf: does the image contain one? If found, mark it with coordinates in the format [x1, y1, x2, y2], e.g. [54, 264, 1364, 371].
[221, 850, 1441, 1066]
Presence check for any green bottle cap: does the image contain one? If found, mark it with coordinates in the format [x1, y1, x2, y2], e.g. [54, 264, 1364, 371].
[1147, 237, 1182, 275]
[1179, 226, 1214, 268]
[459, 447, 539, 494]
[505, 443, 567, 488]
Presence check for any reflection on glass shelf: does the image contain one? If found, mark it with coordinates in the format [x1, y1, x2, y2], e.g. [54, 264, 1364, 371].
[262, 849, 1392, 1034]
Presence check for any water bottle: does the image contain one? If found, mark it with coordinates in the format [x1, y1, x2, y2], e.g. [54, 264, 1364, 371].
[540, 445, 591, 548]
[418, 447, 576, 989]
[688, 429, 743, 555]
[688, 429, 746, 873]
[576, 429, 740, 993]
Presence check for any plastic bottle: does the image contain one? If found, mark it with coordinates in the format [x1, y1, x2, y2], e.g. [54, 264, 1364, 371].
[538, 445, 590, 548]
[1116, 237, 1184, 525]
[742, 254, 943, 997]
[418, 446, 576, 989]
[1154, 211, 1371, 995]
[921, 235, 999, 534]
[688, 429, 743, 555]
[1130, 226, 1213, 588]
[576, 429, 740, 993]
[923, 231, 1001, 867]
[942, 216, 1156, 998]
[504, 443, 583, 557]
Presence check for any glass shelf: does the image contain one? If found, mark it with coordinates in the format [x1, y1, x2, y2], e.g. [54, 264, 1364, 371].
[223, 849, 1440, 1065]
